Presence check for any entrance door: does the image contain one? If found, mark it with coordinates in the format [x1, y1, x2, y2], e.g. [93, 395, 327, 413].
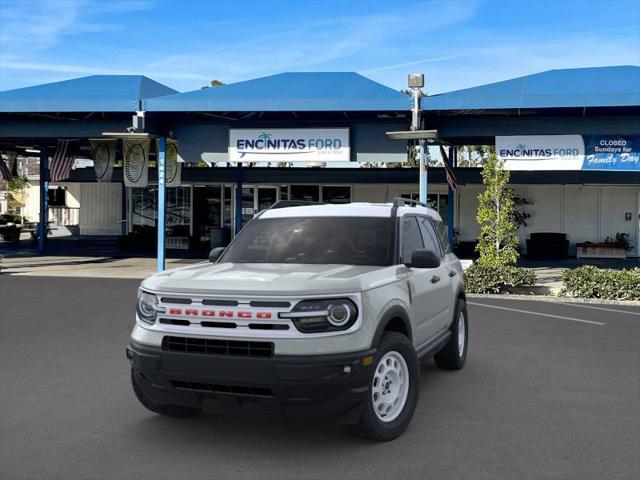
[234, 185, 279, 233]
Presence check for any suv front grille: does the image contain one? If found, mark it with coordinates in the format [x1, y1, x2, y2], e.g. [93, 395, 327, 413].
[162, 336, 274, 358]
[171, 380, 274, 397]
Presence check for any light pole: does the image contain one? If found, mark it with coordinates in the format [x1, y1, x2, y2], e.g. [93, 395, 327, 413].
[408, 73, 426, 203]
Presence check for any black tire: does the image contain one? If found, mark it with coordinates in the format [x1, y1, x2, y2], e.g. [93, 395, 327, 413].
[434, 298, 468, 370]
[131, 369, 201, 418]
[351, 332, 419, 442]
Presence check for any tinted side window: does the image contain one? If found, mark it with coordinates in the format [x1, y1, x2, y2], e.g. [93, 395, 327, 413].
[418, 217, 442, 257]
[431, 218, 451, 254]
[401, 216, 424, 263]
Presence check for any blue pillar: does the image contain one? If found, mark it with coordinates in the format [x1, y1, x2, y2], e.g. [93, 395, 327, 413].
[235, 163, 243, 235]
[419, 140, 428, 202]
[447, 146, 455, 251]
[38, 146, 48, 254]
[157, 137, 166, 272]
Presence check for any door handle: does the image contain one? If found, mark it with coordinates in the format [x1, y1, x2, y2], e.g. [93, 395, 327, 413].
[448, 270, 457, 277]
[430, 275, 441, 284]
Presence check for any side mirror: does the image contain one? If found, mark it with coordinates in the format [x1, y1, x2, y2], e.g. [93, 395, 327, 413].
[208, 247, 226, 263]
[406, 249, 440, 269]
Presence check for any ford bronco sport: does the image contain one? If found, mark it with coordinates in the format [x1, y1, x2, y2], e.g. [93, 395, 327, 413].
[127, 198, 468, 441]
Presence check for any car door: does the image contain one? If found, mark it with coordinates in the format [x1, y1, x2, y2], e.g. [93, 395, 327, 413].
[416, 216, 453, 336]
[400, 215, 447, 347]
[427, 217, 460, 330]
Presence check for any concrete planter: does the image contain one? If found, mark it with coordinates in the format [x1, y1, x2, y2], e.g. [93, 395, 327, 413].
[576, 244, 627, 259]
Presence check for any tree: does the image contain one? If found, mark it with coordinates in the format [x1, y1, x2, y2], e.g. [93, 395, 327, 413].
[201, 80, 225, 89]
[475, 153, 519, 266]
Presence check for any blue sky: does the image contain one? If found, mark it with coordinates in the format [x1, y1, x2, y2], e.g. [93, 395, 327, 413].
[0, 0, 638, 94]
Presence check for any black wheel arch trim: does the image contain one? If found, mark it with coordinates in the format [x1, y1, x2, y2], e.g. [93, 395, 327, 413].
[371, 305, 413, 347]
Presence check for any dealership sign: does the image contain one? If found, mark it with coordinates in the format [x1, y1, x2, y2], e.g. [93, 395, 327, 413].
[229, 128, 350, 162]
[497, 135, 640, 171]
[496, 135, 584, 170]
[582, 136, 640, 170]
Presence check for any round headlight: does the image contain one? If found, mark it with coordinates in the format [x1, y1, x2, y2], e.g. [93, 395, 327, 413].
[327, 303, 352, 327]
[137, 290, 160, 324]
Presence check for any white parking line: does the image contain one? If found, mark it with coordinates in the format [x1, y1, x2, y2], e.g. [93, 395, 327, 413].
[468, 302, 607, 326]
[558, 302, 640, 316]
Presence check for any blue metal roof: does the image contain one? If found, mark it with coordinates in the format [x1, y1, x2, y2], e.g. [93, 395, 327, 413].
[422, 66, 640, 111]
[145, 72, 410, 112]
[0, 75, 178, 113]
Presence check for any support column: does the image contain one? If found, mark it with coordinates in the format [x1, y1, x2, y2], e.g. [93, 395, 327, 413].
[38, 146, 48, 255]
[157, 137, 166, 272]
[235, 163, 243, 235]
[447, 146, 456, 251]
[419, 140, 428, 203]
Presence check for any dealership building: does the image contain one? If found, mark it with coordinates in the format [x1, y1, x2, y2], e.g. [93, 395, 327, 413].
[1, 65, 639, 260]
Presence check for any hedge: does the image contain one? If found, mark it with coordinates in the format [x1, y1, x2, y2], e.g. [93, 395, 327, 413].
[561, 266, 640, 300]
[462, 264, 537, 294]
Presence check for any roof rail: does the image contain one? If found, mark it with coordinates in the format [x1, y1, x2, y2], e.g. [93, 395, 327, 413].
[268, 200, 323, 209]
[392, 197, 428, 208]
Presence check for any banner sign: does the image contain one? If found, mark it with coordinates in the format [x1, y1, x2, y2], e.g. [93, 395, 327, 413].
[229, 128, 350, 163]
[497, 135, 640, 171]
[582, 136, 640, 171]
[123, 138, 150, 187]
[496, 135, 585, 170]
[90, 139, 116, 182]
[156, 138, 181, 187]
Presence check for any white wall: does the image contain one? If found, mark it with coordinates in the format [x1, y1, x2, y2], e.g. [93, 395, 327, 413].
[456, 183, 640, 256]
[78, 183, 122, 235]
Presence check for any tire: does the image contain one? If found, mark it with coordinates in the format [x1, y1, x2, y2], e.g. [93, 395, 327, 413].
[434, 298, 468, 370]
[131, 369, 201, 418]
[351, 332, 419, 442]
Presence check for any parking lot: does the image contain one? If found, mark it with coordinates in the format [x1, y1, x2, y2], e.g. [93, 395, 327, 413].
[1, 275, 638, 480]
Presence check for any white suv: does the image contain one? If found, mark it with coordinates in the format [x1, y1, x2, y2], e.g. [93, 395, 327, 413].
[127, 198, 468, 441]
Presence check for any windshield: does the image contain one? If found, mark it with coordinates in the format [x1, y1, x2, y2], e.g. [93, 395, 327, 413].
[220, 216, 395, 266]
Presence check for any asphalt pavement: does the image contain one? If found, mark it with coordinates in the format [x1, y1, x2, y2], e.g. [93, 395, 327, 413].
[1, 276, 638, 480]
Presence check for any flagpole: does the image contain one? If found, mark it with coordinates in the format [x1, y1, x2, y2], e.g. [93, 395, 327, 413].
[38, 146, 48, 255]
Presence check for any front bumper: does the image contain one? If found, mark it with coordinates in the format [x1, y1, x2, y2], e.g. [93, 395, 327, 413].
[127, 340, 376, 424]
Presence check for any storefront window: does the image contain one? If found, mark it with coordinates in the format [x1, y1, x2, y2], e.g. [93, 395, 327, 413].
[131, 186, 191, 233]
[290, 185, 320, 202]
[322, 186, 351, 204]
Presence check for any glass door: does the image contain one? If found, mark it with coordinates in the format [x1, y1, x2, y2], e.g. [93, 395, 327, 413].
[233, 185, 280, 234]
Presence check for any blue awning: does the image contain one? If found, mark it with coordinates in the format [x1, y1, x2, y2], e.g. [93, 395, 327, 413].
[0, 75, 178, 113]
[422, 66, 640, 111]
[145, 72, 410, 112]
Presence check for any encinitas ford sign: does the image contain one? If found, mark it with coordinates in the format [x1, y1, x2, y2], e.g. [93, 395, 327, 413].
[229, 128, 350, 162]
[497, 135, 585, 170]
[497, 135, 640, 171]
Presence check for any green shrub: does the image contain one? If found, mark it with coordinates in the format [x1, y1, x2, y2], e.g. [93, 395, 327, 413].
[561, 266, 640, 300]
[463, 264, 537, 294]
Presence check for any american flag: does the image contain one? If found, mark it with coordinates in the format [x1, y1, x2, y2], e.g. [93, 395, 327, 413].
[439, 145, 458, 190]
[50, 140, 77, 182]
[0, 156, 12, 181]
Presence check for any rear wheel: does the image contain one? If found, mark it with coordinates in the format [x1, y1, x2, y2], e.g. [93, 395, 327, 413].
[131, 369, 201, 418]
[351, 332, 419, 442]
[434, 298, 468, 370]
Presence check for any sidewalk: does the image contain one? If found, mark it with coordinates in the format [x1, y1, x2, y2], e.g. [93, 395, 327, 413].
[0, 255, 201, 278]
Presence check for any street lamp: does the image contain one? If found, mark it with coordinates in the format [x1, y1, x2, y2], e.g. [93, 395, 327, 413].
[408, 74, 426, 203]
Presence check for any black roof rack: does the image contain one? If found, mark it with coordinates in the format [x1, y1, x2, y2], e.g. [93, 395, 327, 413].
[392, 197, 428, 208]
[268, 200, 323, 209]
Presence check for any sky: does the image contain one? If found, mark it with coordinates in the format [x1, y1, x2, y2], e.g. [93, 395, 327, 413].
[0, 0, 639, 94]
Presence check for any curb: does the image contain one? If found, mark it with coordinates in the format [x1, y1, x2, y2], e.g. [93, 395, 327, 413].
[467, 293, 640, 307]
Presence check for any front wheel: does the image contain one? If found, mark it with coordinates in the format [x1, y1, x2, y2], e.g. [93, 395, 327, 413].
[351, 332, 419, 442]
[434, 298, 468, 370]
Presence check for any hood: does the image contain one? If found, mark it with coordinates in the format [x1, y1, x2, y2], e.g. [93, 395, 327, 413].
[141, 262, 400, 296]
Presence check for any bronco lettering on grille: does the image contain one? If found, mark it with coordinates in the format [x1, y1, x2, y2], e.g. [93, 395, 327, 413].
[168, 308, 272, 319]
